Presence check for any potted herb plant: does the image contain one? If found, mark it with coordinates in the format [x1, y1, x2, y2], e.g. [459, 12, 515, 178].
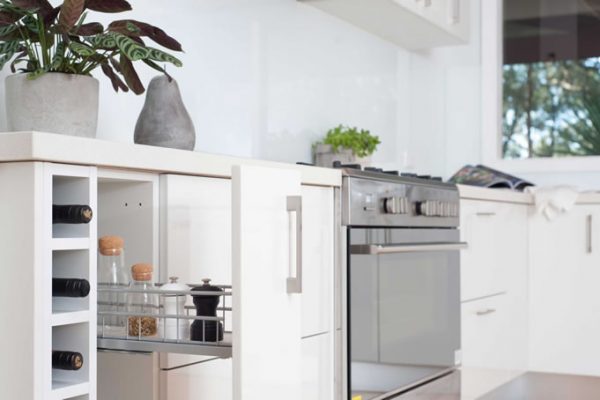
[313, 124, 381, 167]
[0, 0, 183, 137]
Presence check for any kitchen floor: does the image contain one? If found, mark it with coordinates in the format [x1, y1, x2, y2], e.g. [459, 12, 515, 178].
[394, 368, 600, 399]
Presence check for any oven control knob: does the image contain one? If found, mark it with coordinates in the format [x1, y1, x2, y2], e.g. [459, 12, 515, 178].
[416, 200, 439, 216]
[384, 196, 408, 214]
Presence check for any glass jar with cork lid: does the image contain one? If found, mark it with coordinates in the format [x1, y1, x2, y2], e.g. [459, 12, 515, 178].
[127, 263, 159, 338]
[98, 235, 129, 337]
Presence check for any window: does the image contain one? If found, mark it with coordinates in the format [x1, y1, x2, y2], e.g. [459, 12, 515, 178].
[502, 0, 600, 159]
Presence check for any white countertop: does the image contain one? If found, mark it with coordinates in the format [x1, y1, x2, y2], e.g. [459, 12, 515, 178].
[458, 184, 600, 205]
[0, 131, 341, 187]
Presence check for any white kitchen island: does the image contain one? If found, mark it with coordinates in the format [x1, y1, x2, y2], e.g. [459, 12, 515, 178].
[0, 131, 341, 400]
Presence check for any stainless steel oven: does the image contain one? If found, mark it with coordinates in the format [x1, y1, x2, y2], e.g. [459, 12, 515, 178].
[340, 168, 465, 400]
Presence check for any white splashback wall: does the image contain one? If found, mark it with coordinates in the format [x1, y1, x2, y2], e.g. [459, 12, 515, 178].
[0, 0, 410, 169]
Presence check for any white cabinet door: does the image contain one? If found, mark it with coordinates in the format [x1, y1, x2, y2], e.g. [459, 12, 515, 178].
[460, 200, 528, 301]
[461, 293, 527, 371]
[302, 333, 334, 400]
[159, 174, 233, 399]
[232, 165, 303, 400]
[301, 185, 334, 338]
[529, 205, 600, 376]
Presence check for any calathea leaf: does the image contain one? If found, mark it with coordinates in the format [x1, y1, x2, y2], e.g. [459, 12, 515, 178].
[43, 6, 60, 26]
[85, 0, 131, 13]
[69, 41, 94, 56]
[108, 19, 182, 51]
[10, 49, 27, 72]
[75, 21, 102, 35]
[22, 15, 39, 33]
[109, 55, 120, 72]
[0, 10, 21, 26]
[101, 61, 128, 92]
[119, 54, 144, 94]
[113, 32, 149, 61]
[89, 33, 116, 49]
[50, 41, 65, 69]
[58, 0, 84, 33]
[0, 49, 15, 70]
[0, 40, 20, 54]
[146, 48, 182, 67]
[142, 58, 172, 80]
[12, 0, 53, 16]
[0, 23, 17, 39]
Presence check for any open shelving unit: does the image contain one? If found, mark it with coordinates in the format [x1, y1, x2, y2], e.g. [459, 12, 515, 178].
[45, 163, 97, 400]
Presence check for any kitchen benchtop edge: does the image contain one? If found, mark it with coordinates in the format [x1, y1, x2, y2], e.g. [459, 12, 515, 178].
[458, 184, 600, 205]
[0, 131, 342, 187]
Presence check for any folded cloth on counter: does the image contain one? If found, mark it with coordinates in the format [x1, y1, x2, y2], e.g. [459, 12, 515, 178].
[525, 185, 579, 221]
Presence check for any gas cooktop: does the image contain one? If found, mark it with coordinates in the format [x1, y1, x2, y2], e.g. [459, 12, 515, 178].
[297, 161, 450, 187]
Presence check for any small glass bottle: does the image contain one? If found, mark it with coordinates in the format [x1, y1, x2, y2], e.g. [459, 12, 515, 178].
[98, 236, 129, 337]
[127, 263, 159, 338]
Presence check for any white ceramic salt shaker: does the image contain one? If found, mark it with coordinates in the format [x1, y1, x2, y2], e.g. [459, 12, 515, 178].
[159, 276, 190, 340]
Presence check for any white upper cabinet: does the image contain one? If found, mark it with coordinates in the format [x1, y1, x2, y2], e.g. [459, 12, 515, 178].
[529, 205, 600, 376]
[300, 0, 469, 50]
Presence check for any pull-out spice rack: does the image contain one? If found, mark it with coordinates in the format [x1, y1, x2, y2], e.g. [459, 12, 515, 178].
[97, 284, 232, 358]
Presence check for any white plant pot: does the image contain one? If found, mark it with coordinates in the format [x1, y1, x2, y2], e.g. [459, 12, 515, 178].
[313, 143, 371, 168]
[5, 73, 99, 137]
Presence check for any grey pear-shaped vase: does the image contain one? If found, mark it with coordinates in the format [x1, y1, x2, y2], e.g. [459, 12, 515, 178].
[134, 75, 196, 150]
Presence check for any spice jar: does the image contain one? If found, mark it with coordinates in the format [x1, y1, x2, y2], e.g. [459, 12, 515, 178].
[159, 276, 189, 340]
[98, 236, 129, 337]
[127, 263, 159, 338]
[190, 278, 224, 342]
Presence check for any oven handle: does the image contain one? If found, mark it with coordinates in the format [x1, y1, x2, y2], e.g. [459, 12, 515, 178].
[350, 242, 468, 255]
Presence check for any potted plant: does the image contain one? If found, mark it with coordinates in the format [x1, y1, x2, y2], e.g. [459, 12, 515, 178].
[0, 0, 183, 137]
[313, 124, 381, 167]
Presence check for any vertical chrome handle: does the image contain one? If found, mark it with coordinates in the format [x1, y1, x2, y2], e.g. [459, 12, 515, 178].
[287, 196, 302, 294]
[587, 214, 593, 254]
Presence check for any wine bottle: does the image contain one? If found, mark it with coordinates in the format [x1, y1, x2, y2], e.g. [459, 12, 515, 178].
[53, 278, 90, 298]
[52, 351, 84, 371]
[53, 205, 93, 224]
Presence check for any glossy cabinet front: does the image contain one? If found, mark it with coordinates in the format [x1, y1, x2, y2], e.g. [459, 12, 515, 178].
[159, 171, 335, 399]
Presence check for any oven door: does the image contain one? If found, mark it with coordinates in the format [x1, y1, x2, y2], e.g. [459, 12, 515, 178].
[348, 228, 464, 400]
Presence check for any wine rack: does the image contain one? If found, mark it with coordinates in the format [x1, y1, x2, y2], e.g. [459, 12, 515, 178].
[46, 163, 97, 400]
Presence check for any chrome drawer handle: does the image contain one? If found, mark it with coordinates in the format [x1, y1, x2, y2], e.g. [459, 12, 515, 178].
[476, 308, 496, 316]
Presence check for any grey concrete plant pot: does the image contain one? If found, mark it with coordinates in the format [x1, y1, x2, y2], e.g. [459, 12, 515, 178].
[5, 73, 99, 137]
[313, 143, 371, 168]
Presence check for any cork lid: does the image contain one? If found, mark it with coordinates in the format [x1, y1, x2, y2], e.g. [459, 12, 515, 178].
[99, 236, 124, 256]
[131, 263, 153, 281]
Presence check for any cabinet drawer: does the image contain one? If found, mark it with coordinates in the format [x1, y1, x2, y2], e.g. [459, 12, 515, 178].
[460, 200, 527, 301]
[461, 294, 507, 369]
[461, 293, 527, 370]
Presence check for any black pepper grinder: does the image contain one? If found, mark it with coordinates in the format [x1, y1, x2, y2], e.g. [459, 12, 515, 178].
[190, 278, 224, 342]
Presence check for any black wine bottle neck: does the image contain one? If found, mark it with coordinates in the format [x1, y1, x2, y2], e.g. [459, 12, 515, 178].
[53, 205, 93, 224]
[53, 278, 90, 298]
[52, 351, 84, 370]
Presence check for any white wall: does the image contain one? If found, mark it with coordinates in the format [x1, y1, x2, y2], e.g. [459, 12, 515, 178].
[0, 0, 413, 169]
